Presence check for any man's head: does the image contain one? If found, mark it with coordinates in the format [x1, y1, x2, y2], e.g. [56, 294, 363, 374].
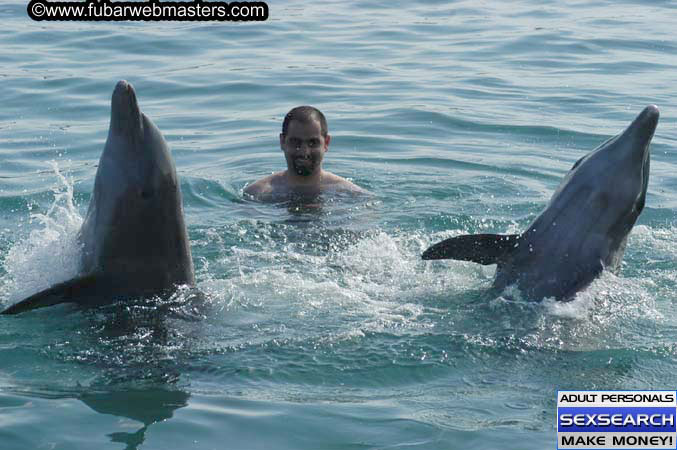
[280, 106, 330, 177]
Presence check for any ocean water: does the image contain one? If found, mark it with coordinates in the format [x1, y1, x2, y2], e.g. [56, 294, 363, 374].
[1, 1, 677, 449]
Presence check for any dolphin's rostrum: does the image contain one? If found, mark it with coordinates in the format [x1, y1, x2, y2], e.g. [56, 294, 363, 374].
[2, 80, 195, 314]
[422, 105, 659, 301]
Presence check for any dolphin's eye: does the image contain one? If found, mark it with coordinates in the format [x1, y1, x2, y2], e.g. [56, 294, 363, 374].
[595, 193, 609, 210]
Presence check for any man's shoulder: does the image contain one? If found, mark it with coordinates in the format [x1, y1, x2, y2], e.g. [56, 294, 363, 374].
[244, 172, 288, 199]
[321, 171, 369, 194]
[243, 177, 269, 197]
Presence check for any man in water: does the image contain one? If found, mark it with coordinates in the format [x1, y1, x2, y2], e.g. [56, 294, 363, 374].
[244, 106, 368, 202]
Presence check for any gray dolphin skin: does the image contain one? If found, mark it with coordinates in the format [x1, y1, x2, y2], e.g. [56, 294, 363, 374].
[422, 105, 659, 301]
[2, 80, 195, 315]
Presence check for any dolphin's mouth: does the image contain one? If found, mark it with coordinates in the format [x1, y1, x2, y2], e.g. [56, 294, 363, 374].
[626, 104, 659, 154]
[637, 104, 659, 134]
[110, 80, 142, 135]
[635, 106, 657, 205]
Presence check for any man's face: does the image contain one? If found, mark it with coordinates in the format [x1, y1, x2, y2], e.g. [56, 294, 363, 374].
[280, 119, 330, 177]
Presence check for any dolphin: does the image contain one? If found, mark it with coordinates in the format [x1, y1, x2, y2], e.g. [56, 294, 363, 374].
[422, 105, 659, 301]
[2, 80, 195, 315]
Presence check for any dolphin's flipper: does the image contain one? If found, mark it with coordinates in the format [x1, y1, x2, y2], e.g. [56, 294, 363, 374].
[422, 233, 520, 264]
[1, 274, 104, 315]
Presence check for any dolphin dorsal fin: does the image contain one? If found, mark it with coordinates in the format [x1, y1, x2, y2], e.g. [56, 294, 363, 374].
[421, 233, 520, 265]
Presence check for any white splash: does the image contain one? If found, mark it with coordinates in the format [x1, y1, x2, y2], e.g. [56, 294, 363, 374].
[1, 162, 83, 303]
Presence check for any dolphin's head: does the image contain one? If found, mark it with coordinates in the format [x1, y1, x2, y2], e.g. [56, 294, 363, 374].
[527, 106, 658, 272]
[561, 105, 656, 222]
[101, 80, 177, 197]
[609, 105, 659, 219]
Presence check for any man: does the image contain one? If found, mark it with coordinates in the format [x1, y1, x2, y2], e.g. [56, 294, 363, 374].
[244, 106, 368, 202]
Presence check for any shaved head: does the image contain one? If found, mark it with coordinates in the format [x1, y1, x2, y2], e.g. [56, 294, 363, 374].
[282, 106, 328, 137]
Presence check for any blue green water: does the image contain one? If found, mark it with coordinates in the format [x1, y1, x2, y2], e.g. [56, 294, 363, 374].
[1, 1, 677, 448]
